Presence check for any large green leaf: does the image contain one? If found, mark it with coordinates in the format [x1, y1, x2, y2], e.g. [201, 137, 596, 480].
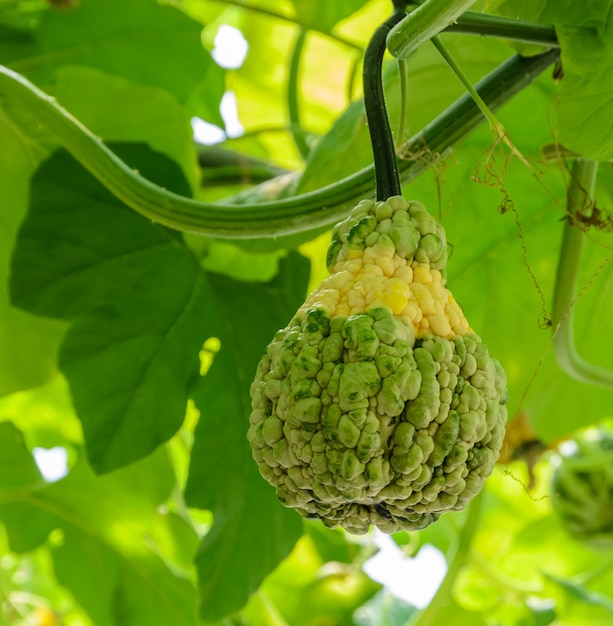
[10, 145, 210, 472]
[491, 0, 613, 159]
[0, 0, 212, 103]
[185, 253, 309, 621]
[0, 421, 44, 496]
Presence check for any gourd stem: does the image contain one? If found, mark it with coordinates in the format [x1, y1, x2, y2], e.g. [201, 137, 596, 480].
[552, 159, 613, 388]
[363, 10, 405, 201]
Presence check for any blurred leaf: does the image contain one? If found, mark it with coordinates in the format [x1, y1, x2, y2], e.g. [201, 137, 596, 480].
[10, 144, 190, 320]
[0, 421, 43, 494]
[488, 0, 612, 33]
[354, 589, 416, 626]
[0, 375, 83, 448]
[185, 253, 309, 621]
[454, 565, 502, 612]
[197, 239, 286, 282]
[52, 528, 120, 626]
[555, 23, 613, 160]
[0, 0, 212, 103]
[304, 520, 356, 564]
[0, 502, 56, 552]
[1, 439, 199, 626]
[186, 60, 226, 130]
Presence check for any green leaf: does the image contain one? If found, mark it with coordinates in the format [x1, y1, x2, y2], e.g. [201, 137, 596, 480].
[491, 0, 613, 159]
[59, 252, 210, 472]
[1, 0, 212, 103]
[354, 590, 416, 626]
[0, 501, 57, 552]
[52, 527, 120, 626]
[185, 253, 310, 621]
[11, 144, 190, 320]
[555, 23, 613, 160]
[1, 440, 199, 626]
[10, 145, 210, 472]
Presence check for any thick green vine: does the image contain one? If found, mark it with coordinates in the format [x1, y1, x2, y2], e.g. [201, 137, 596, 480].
[553, 159, 613, 388]
[0, 47, 558, 239]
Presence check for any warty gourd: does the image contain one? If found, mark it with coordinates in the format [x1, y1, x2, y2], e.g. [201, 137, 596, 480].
[249, 195, 508, 534]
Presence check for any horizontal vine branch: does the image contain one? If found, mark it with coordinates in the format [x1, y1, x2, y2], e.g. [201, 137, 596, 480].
[0, 48, 558, 239]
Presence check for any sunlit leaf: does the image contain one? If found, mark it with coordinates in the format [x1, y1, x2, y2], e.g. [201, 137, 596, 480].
[0, 102, 65, 396]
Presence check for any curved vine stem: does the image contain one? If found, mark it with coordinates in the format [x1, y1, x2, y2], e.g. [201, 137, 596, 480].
[552, 159, 613, 388]
[408, 492, 483, 626]
[0, 48, 558, 239]
[288, 27, 311, 160]
[363, 10, 405, 200]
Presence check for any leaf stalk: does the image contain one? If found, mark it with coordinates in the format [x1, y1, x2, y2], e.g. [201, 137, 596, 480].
[552, 159, 613, 388]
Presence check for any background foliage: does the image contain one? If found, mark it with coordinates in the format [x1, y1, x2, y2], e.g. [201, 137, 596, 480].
[0, 0, 612, 624]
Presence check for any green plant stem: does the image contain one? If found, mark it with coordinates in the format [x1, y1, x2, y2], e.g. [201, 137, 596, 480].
[446, 11, 558, 47]
[552, 159, 613, 388]
[288, 27, 311, 160]
[0, 49, 558, 239]
[363, 10, 405, 200]
[387, 0, 478, 59]
[408, 493, 483, 626]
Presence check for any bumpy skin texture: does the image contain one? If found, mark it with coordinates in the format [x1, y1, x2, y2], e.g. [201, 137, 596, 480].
[249, 196, 508, 534]
[552, 425, 613, 548]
